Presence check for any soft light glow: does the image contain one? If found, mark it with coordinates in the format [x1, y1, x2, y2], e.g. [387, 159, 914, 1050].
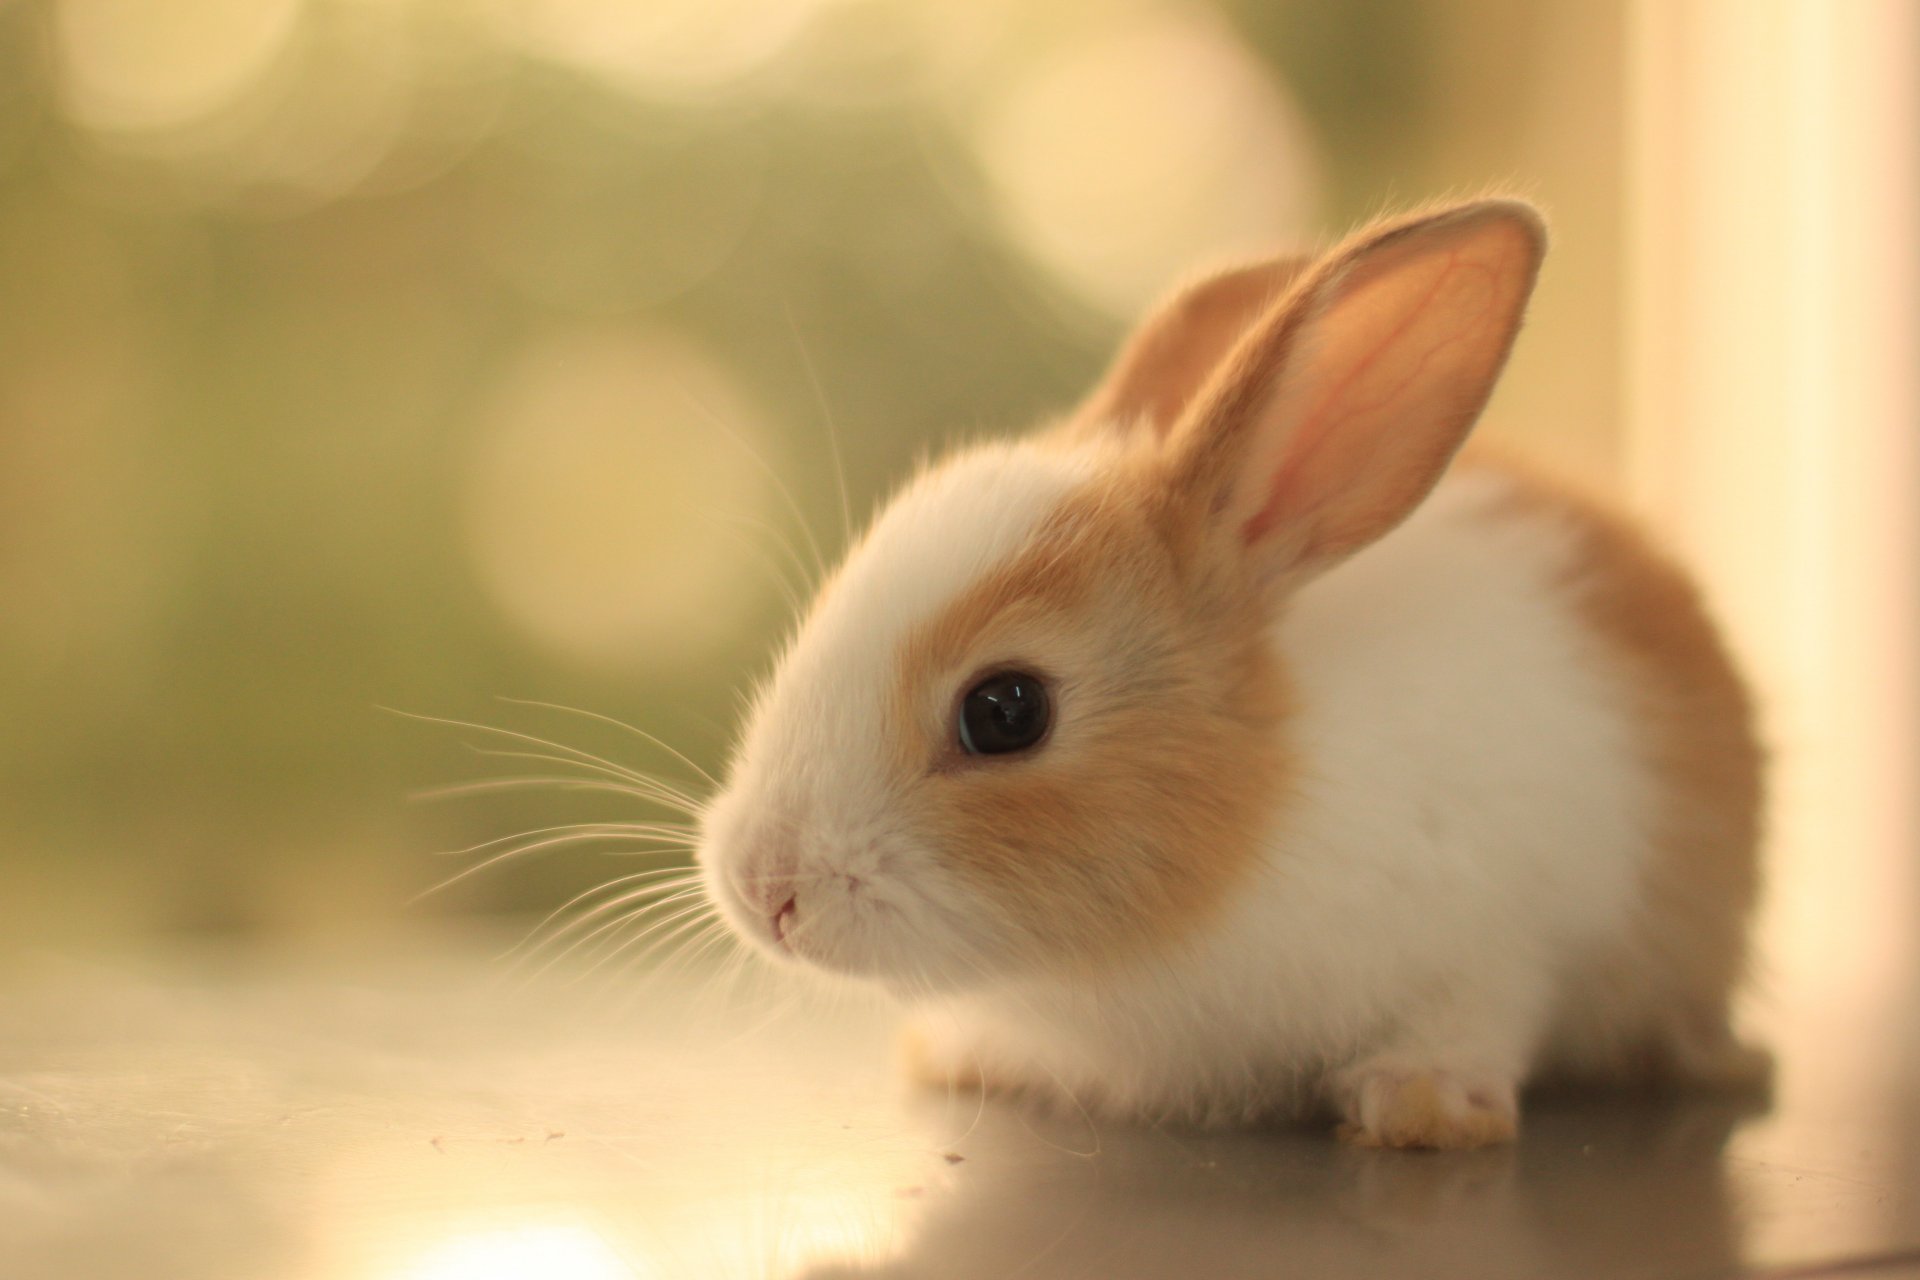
[645, 1187, 904, 1275]
[1627, 0, 1919, 1017]
[55, 0, 305, 133]
[464, 328, 780, 671]
[394, 1222, 639, 1280]
[971, 9, 1318, 315]
[488, 0, 824, 99]
[227, 20, 413, 196]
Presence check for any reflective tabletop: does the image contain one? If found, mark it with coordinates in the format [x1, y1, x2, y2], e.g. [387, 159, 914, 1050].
[2, 937, 1915, 1280]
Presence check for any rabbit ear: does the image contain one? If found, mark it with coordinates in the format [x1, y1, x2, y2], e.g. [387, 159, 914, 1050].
[1065, 256, 1313, 442]
[1164, 199, 1546, 588]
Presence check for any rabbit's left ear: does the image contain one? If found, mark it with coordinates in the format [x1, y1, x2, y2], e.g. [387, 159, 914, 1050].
[1164, 199, 1546, 589]
[1064, 255, 1312, 443]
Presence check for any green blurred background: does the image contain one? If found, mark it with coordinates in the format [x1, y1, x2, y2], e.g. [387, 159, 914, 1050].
[0, 0, 1631, 950]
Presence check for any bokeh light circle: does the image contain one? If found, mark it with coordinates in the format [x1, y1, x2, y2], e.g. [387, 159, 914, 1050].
[487, 0, 822, 100]
[464, 328, 782, 671]
[972, 9, 1321, 316]
[55, 0, 305, 134]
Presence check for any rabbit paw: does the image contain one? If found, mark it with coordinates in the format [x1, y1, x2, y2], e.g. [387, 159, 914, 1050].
[1335, 1066, 1519, 1150]
[899, 1021, 989, 1093]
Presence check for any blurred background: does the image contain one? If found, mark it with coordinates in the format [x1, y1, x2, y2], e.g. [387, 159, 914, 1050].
[0, 0, 1911, 1024]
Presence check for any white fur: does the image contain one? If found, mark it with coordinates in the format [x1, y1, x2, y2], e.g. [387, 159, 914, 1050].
[700, 444, 1091, 980]
[914, 464, 1656, 1124]
[702, 441, 1678, 1129]
[696, 199, 1743, 1138]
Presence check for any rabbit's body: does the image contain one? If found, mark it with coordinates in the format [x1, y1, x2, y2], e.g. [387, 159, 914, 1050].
[699, 200, 1764, 1148]
[909, 458, 1762, 1133]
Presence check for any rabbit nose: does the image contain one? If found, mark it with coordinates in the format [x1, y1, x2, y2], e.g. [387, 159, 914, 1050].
[727, 839, 800, 914]
[771, 895, 798, 946]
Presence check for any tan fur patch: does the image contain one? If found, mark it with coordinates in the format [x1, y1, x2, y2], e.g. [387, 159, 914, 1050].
[897, 1024, 986, 1093]
[1338, 1072, 1520, 1150]
[1059, 255, 1313, 445]
[1465, 449, 1765, 1079]
[888, 447, 1293, 975]
[1160, 201, 1546, 583]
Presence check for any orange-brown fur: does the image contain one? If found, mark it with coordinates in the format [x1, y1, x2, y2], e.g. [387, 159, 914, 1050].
[864, 201, 1759, 1145]
[888, 453, 1293, 973]
[1337, 1073, 1520, 1150]
[1159, 205, 1547, 588]
[1062, 256, 1312, 444]
[1466, 449, 1767, 1086]
[876, 208, 1557, 989]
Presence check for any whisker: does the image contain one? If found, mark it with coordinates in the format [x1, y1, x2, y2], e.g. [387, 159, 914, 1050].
[464, 746, 703, 815]
[571, 896, 719, 988]
[675, 382, 828, 584]
[715, 934, 762, 1008]
[590, 910, 732, 1024]
[437, 821, 695, 859]
[664, 917, 739, 984]
[516, 884, 711, 986]
[495, 696, 721, 792]
[512, 877, 707, 973]
[607, 912, 729, 1007]
[414, 831, 693, 904]
[952, 948, 1103, 1160]
[435, 767, 698, 817]
[784, 300, 854, 549]
[385, 707, 700, 809]
[726, 508, 816, 595]
[411, 776, 700, 814]
[713, 513, 810, 616]
[501, 866, 707, 963]
[627, 916, 731, 1006]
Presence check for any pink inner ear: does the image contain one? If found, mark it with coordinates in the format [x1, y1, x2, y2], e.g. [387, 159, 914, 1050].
[1239, 245, 1518, 549]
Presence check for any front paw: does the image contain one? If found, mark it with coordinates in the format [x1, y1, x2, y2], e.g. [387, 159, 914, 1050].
[1335, 1067, 1518, 1150]
[898, 1021, 987, 1093]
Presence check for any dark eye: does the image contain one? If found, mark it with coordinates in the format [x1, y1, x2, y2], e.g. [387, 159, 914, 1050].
[958, 671, 1051, 756]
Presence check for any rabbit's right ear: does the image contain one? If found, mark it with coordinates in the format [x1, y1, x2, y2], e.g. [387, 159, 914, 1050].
[1063, 256, 1312, 443]
[1161, 199, 1546, 593]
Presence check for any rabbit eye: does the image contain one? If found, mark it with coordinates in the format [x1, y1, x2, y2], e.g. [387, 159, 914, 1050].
[958, 672, 1050, 756]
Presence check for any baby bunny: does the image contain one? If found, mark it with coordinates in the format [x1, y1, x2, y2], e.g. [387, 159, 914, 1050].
[697, 198, 1765, 1148]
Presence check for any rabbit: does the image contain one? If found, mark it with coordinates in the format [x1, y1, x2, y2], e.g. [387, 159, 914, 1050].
[695, 198, 1767, 1149]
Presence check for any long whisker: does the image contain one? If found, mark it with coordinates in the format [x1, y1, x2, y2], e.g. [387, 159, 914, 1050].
[566, 895, 719, 989]
[675, 383, 828, 584]
[516, 884, 711, 985]
[785, 300, 854, 550]
[589, 910, 733, 1023]
[951, 947, 1104, 1160]
[624, 917, 730, 1008]
[661, 916, 738, 985]
[518, 876, 707, 970]
[384, 707, 699, 809]
[413, 832, 693, 903]
[457, 744, 699, 810]
[437, 821, 696, 859]
[501, 868, 707, 964]
[410, 776, 698, 808]
[713, 517, 807, 617]
[464, 746, 703, 814]
[495, 696, 721, 792]
[609, 907, 728, 997]
[724, 510, 816, 599]
[712, 932, 762, 1008]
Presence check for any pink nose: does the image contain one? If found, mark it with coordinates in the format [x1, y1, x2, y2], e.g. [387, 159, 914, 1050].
[726, 827, 804, 941]
[771, 895, 798, 946]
